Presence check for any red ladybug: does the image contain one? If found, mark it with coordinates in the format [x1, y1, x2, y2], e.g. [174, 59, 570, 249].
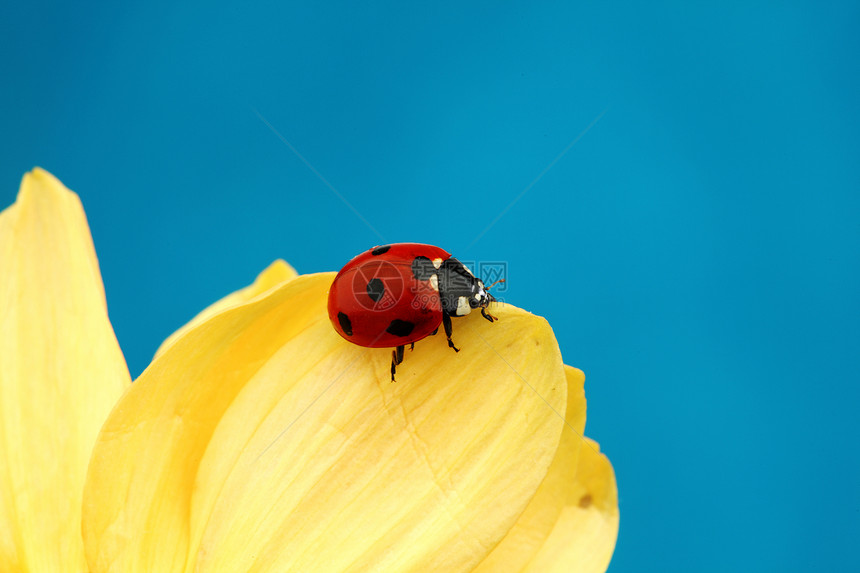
[327, 243, 500, 380]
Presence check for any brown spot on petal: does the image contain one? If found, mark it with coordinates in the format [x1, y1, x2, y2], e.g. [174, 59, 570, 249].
[578, 493, 593, 509]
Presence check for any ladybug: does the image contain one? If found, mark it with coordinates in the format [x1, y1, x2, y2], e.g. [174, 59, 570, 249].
[327, 243, 501, 381]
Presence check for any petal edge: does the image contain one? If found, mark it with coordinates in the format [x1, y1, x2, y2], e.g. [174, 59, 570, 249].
[0, 168, 130, 571]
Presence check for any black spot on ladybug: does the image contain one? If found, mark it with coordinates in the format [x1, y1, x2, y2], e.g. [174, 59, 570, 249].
[337, 312, 353, 336]
[366, 278, 385, 302]
[412, 256, 438, 281]
[386, 319, 415, 337]
[371, 245, 391, 256]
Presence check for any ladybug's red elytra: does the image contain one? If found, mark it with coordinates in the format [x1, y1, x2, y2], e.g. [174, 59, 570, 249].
[327, 243, 501, 381]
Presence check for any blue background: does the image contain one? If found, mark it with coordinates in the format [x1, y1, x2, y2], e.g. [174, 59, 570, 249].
[2, 1, 858, 571]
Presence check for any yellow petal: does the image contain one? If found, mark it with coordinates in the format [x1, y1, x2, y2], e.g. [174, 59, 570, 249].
[83, 273, 567, 572]
[474, 365, 588, 572]
[523, 437, 619, 572]
[475, 366, 618, 573]
[154, 258, 298, 358]
[0, 168, 131, 571]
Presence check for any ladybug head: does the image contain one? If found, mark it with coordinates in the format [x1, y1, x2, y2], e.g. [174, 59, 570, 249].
[437, 258, 502, 318]
[469, 277, 503, 310]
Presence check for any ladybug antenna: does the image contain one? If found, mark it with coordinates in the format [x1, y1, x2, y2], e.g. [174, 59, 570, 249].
[484, 278, 504, 308]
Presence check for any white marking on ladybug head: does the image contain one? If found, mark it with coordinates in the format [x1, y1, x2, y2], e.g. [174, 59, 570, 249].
[429, 274, 439, 292]
[432, 258, 443, 269]
[470, 279, 492, 309]
[456, 296, 471, 316]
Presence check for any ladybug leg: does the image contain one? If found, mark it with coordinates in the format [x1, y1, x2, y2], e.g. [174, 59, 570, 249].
[481, 307, 497, 322]
[442, 313, 460, 353]
[410, 342, 415, 351]
[391, 344, 405, 382]
[430, 327, 439, 336]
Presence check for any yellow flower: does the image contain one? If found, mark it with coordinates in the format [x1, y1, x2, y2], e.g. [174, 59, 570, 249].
[1, 168, 618, 572]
